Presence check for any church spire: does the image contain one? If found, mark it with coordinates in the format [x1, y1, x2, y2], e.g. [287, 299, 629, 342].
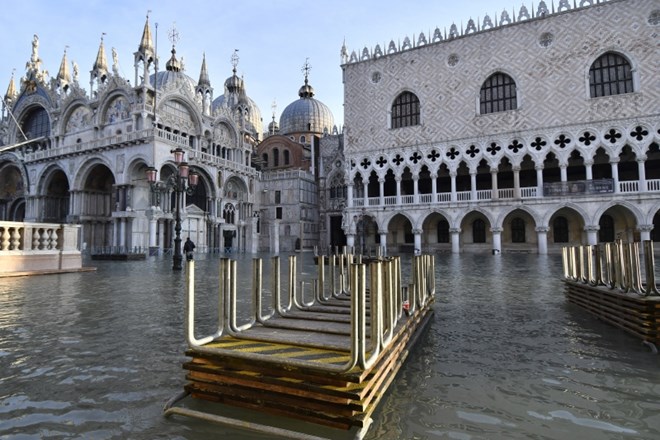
[91, 34, 108, 80]
[198, 52, 210, 87]
[90, 34, 109, 95]
[138, 13, 155, 61]
[4, 71, 17, 104]
[196, 53, 213, 115]
[56, 47, 71, 92]
[134, 12, 155, 86]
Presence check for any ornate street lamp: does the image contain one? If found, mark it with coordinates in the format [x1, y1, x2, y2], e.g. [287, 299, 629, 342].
[146, 147, 199, 270]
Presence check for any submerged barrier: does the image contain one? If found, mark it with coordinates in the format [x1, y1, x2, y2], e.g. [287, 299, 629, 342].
[562, 240, 660, 352]
[165, 253, 435, 439]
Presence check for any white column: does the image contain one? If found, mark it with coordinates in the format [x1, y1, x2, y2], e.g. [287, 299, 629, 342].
[450, 227, 461, 254]
[585, 160, 593, 180]
[513, 166, 521, 199]
[431, 172, 438, 203]
[379, 231, 387, 256]
[112, 219, 118, 248]
[413, 228, 422, 254]
[585, 225, 599, 246]
[638, 157, 647, 192]
[491, 227, 502, 254]
[250, 216, 259, 253]
[560, 164, 567, 182]
[450, 172, 457, 202]
[159, 220, 166, 250]
[413, 176, 419, 204]
[347, 183, 354, 208]
[149, 218, 157, 248]
[119, 218, 126, 250]
[379, 178, 385, 206]
[536, 226, 549, 255]
[536, 166, 544, 198]
[470, 171, 477, 201]
[362, 181, 368, 206]
[395, 177, 402, 205]
[491, 169, 498, 200]
[638, 224, 653, 242]
[611, 160, 619, 193]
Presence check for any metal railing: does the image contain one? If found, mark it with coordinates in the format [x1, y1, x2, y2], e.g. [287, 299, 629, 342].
[562, 240, 660, 296]
[183, 252, 435, 373]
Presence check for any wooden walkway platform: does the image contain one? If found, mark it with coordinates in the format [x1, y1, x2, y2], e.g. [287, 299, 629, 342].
[562, 241, 660, 352]
[165, 254, 436, 439]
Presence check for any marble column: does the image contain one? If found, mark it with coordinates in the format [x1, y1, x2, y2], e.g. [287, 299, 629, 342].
[491, 227, 503, 254]
[450, 227, 461, 254]
[536, 226, 549, 255]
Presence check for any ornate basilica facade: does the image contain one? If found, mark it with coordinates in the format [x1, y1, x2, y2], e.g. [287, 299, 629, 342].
[0, 17, 339, 255]
[337, 0, 660, 254]
[1, 0, 659, 256]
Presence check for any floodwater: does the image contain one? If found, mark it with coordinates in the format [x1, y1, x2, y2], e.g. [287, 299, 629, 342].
[0, 253, 659, 440]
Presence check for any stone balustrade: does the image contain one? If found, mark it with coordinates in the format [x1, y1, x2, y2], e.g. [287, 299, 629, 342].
[0, 221, 82, 274]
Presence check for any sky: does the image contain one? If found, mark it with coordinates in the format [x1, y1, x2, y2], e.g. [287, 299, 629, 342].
[1, 0, 514, 131]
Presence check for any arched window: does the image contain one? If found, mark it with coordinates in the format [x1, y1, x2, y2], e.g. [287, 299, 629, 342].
[262, 153, 269, 167]
[284, 149, 290, 165]
[273, 148, 279, 167]
[223, 204, 236, 224]
[21, 107, 50, 139]
[599, 214, 615, 243]
[480, 72, 517, 114]
[473, 219, 486, 243]
[300, 135, 306, 144]
[391, 91, 420, 129]
[553, 216, 569, 243]
[511, 217, 526, 243]
[437, 220, 449, 243]
[589, 52, 633, 98]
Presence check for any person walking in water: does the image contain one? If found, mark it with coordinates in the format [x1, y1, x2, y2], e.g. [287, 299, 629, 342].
[183, 237, 195, 261]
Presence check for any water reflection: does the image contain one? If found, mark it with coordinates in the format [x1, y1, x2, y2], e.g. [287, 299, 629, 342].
[0, 253, 658, 439]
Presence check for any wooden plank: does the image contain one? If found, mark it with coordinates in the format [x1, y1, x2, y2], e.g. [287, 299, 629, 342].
[564, 281, 660, 344]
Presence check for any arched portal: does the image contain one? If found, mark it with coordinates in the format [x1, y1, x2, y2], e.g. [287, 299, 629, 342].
[387, 213, 413, 253]
[597, 205, 638, 243]
[80, 164, 115, 250]
[0, 162, 26, 221]
[422, 212, 451, 252]
[42, 169, 70, 222]
[548, 207, 586, 250]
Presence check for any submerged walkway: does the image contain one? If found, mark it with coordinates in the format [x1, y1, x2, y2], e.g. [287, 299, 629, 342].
[165, 254, 436, 439]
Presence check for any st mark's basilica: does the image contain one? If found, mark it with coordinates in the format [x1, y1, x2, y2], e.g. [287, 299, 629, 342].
[1, 0, 659, 256]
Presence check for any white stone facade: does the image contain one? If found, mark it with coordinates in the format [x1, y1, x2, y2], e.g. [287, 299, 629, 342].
[0, 21, 261, 255]
[339, 0, 660, 254]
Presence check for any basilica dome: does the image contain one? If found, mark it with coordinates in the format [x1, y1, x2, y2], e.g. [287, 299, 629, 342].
[279, 78, 334, 135]
[149, 47, 197, 93]
[212, 70, 263, 138]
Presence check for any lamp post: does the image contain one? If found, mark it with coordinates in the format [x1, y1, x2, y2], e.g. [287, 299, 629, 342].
[146, 147, 199, 270]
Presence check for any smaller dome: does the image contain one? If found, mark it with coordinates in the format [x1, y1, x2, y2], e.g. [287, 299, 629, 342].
[268, 119, 279, 133]
[279, 77, 334, 135]
[225, 72, 244, 94]
[149, 70, 197, 93]
[212, 94, 263, 137]
[298, 82, 314, 98]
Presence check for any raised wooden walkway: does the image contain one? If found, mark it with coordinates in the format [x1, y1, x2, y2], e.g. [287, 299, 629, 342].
[562, 241, 660, 352]
[164, 254, 435, 439]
